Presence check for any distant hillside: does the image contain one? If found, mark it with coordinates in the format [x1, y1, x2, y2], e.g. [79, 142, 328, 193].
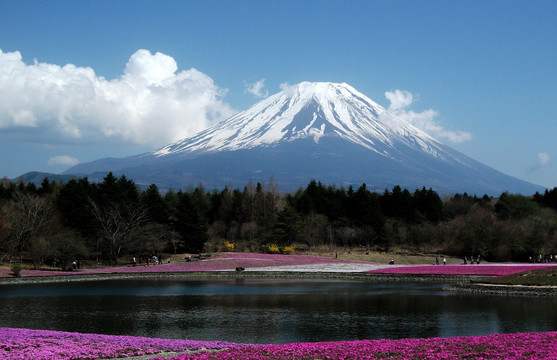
[11, 171, 77, 185]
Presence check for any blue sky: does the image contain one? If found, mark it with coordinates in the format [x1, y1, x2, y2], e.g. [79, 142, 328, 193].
[1, 1, 556, 190]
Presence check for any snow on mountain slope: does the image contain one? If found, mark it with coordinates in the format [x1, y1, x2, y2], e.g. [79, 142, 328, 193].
[152, 82, 450, 161]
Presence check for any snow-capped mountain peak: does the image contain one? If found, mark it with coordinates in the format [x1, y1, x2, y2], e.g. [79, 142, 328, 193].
[63, 81, 546, 195]
[153, 81, 443, 159]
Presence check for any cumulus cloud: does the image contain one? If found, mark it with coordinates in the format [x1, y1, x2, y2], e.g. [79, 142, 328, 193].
[244, 79, 268, 98]
[527, 152, 552, 175]
[385, 89, 413, 110]
[0, 48, 236, 147]
[384, 90, 472, 143]
[279, 82, 296, 96]
[48, 155, 80, 166]
[537, 152, 550, 167]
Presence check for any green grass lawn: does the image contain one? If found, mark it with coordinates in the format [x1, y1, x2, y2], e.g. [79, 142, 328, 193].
[475, 267, 557, 286]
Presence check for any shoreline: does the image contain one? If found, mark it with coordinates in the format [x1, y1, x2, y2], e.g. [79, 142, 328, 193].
[1, 270, 555, 296]
[447, 282, 557, 296]
[0, 270, 483, 284]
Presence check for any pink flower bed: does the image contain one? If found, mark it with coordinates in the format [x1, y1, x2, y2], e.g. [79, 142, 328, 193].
[368, 264, 557, 276]
[3, 253, 556, 278]
[153, 331, 557, 360]
[1, 253, 351, 278]
[2, 328, 555, 360]
[0, 267, 11, 277]
[0, 327, 237, 360]
[157, 332, 557, 360]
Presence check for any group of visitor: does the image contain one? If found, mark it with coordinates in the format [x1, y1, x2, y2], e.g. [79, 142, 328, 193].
[435, 256, 447, 265]
[529, 254, 557, 263]
[132, 255, 165, 266]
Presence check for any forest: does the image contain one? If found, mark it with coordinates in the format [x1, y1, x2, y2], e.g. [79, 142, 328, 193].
[1, 172, 556, 270]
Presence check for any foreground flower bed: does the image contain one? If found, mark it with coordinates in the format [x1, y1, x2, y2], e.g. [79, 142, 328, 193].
[3, 328, 553, 360]
[0, 328, 237, 360]
[368, 264, 556, 276]
[155, 332, 557, 360]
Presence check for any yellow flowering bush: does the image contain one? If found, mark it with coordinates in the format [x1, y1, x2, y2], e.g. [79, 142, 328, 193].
[267, 244, 280, 254]
[223, 241, 235, 252]
[282, 246, 295, 254]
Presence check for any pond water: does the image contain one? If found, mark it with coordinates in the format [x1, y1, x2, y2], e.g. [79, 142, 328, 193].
[0, 278, 555, 344]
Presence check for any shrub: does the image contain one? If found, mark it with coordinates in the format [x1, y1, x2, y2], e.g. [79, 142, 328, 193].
[281, 246, 295, 254]
[223, 241, 235, 252]
[10, 264, 21, 278]
[267, 244, 280, 254]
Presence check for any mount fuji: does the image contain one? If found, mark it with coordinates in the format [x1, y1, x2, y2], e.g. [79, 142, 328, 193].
[63, 82, 544, 195]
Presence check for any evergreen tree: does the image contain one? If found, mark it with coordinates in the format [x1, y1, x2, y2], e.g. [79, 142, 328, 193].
[382, 185, 414, 222]
[347, 183, 384, 230]
[534, 187, 557, 211]
[37, 177, 53, 196]
[413, 187, 443, 223]
[174, 192, 208, 253]
[141, 184, 169, 223]
[270, 206, 303, 245]
[494, 192, 539, 220]
[57, 178, 97, 238]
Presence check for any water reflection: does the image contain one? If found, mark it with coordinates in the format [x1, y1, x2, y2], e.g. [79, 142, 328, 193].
[0, 279, 555, 343]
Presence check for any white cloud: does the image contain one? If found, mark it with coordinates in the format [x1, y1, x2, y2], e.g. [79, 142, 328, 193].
[0, 48, 236, 147]
[244, 78, 268, 98]
[384, 90, 472, 143]
[279, 82, 296, 96]
[537, 152, 550, 166]
[48, 155, 80, 166]
[385, 89, 413, 110]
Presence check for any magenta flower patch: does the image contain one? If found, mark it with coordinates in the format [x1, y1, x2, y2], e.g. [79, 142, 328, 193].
[4, 253, 354, 278]
[2, 328, 555, 360]
[0, 327, 238, 360]
[152, 331, 557, 360]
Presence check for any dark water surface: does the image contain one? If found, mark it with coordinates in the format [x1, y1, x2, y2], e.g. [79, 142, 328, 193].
[0, 278, 555, 344]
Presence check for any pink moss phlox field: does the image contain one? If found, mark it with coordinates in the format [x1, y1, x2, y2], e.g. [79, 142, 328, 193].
[1, 329, 555, 360]
[2, 253, 354, 278]
[368, 264, 556, 276]
[0, 327, 237, 360]
[154, 332, 557, 360]
[0, 267, 11, 277]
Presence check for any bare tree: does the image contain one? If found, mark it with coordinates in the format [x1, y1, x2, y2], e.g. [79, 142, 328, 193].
[29, 236, 49, 269]
[3, 191, 57, 264]
[240, 221, 260, 243]
[303, 212, 328, 251]
[0, 210, 8, 264]
[242, 180, 256, 223]
[134, 222, 178, 257]
[89, 200, 147, 265]
[49, 229, 90, 271]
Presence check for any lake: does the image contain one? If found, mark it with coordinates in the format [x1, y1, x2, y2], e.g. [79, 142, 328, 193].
[0, 278, 555, 344]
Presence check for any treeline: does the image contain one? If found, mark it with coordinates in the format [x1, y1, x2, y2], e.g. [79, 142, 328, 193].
[1, 174, 557, 269]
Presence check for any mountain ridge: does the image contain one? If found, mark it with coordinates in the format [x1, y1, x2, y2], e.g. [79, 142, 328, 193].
[62, 81, 545, 195]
